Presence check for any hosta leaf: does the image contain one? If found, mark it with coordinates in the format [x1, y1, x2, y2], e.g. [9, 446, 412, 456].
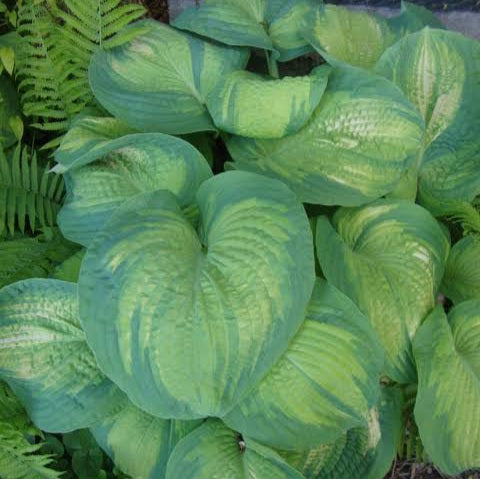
[281, 387, 403, 479]
[223, 279, 382, 450]
[172, 0, 318, 62]
[53, 117, 138, 173]
[316, 200, 450, 383]
[165, 420, 305, 479]
[304, 3, 442, 70]
[414, 302, 480, 475]
[0, 279, 127, 432]
[91, 402, 202, 479]
[375, 29, 480, 229]
[58, 132, 213, 247]
[79, 171, 315, 419]
[442, 236, 480, 304]
[206, 66, 330, 139]
[89, 20, 249, 135]
[51, 250, 85, 283]
[227, 66, 424, 206]
[387, 2, 444, 37]
[303, 5, 396, 69]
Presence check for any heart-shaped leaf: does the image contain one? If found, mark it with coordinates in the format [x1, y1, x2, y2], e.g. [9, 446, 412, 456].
[316, 200, 450, 383]
[78, 171, 315, 419]
[89, 20, 249, 135]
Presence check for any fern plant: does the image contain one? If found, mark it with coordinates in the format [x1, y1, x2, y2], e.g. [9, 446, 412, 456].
[0, 144, 64, 236]
[0, 382, 62, 479]
[16, 1, 89, 135]
[15, 0, 145, 143]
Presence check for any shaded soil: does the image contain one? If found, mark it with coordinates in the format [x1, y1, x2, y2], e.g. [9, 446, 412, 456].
[386, 461, 480, 479]
[135, 0, 170, 22]
[331, 0, 480, 11]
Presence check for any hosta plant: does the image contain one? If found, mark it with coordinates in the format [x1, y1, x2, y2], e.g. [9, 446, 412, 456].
[0, 0, 479, 478]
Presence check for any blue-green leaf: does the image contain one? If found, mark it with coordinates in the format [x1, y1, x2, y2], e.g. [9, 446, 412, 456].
[78, 171, 315, 419]
[89, 20, 249, 135]
[0, 279, 127, 432]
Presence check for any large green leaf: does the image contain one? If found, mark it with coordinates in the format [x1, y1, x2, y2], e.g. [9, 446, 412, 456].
[304, 3, 442, 70]
[0, 279, 127, 433]
[57, 131, 212, 247]
[281, 387, 403, 479]
[375, 29, 480, 233]
[165, 420, 306, 479]
[172, 0, 319, 62]
[89, 20, 249, 135]
[414, 301, 480, 475]
[316, 200, 450, 383]
[78, 171, 315, 419]
[206, 66, 330, 139]
[227, 66, 424, 206]
[442, 236, 480, 304]
[91, 402, 201, 479]
[223, 279, 382, 450]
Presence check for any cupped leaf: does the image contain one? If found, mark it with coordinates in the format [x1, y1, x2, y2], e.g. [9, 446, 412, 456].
[206, 66, 329, 139]
[223, 279, 382, 450]
[91, 402, 202, 479]
[79, 171, 315, 419]
[303, 5, 396, 69]
[375, 29, 480, 232]
[316, 200, 450, 383]
[165, 420, 306, 479]
[442, 236, 480, 304]
[227, 66, 424, 206]
[414, 302, 480, 475]
[281, 387, 403, 479]
[172, 0, 318, 62]
[0, 279, 127, 433]
[304, 3, 442, 70]
[58, 132, 213, 247]
[89, 20, 249, 135]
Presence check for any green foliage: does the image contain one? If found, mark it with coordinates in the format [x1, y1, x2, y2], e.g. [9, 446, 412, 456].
[0, 229, 79, 288]
[0, 382, 62, 479]
[15, 0, 145, 141]
[0, 1, 480, 478]
[0, 144, 64, 235]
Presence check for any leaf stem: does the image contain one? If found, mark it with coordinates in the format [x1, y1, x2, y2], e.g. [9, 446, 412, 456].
[265, 50, 279, 79]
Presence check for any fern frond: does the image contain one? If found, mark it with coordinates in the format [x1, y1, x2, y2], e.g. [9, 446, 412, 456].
[0, 144, 65, 236]
[55, 0, 145, 55]
[16, 1, 91, 132]
[0, 228, 79, 288]
[0, 424, 62, 479]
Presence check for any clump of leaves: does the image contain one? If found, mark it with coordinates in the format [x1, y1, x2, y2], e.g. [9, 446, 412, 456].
[0, 1, 479, 479]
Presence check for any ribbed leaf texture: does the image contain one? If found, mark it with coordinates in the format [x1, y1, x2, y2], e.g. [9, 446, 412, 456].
[0, 144, 64, 235]
[0, 229, 79, 288]
[16, 0, 145, 136]
[0, 383, 62, 479]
